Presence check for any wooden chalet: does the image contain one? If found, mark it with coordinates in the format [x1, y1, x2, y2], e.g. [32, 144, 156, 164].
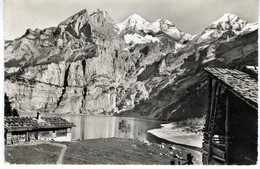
[203, 67, 258, 165]
[4, 112, 76, 145]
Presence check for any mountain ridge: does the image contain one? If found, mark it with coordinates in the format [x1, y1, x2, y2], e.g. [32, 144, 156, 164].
[4, 9, 258, 121]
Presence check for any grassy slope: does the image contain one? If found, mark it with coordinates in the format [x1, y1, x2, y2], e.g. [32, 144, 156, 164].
[5, 144, 62, 164]
[5, 138, 202, 165]
[61, 138, 201, 165]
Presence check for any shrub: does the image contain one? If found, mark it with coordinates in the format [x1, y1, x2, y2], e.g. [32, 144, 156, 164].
[118, 119, 131, 134]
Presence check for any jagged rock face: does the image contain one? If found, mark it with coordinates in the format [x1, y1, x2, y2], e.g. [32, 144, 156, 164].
[129, 22, 258, 121]
[4, 10, 258, 120]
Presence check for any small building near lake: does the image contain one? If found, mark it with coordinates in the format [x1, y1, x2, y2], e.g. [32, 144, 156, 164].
[4, 112, 76, 145]
[202, 67, 258, 165]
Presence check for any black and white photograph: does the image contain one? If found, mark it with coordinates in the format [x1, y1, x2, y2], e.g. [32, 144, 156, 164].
[2, 0, 259, 165]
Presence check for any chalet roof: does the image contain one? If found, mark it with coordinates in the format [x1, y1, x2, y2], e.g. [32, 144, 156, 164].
[5, 116, 76, 132]
[204, 67, 258, 109]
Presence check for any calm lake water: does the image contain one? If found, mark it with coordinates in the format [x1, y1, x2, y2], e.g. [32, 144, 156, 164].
[19, 112, 166, 143]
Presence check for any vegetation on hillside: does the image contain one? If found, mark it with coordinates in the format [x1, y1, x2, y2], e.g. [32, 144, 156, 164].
[118, 119, 131, 134]
[175, 116, 205, 134]
[4, 93, 19, 117]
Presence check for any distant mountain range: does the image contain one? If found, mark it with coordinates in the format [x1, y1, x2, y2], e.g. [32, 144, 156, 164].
[4, 9, 258, 121]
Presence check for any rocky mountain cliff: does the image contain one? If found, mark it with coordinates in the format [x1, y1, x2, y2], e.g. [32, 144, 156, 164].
[4, 9, 258, 121]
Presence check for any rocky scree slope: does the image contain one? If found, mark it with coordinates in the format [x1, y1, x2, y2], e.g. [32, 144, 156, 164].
[4, 10, 258, 121]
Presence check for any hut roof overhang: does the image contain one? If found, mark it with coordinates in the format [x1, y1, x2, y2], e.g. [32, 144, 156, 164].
[204, 67, 258, 110]
[5, 116, 76, 132]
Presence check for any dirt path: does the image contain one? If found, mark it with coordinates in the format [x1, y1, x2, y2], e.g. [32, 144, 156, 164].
[34, 142, 67, 164]
[52, 143, 67, 164]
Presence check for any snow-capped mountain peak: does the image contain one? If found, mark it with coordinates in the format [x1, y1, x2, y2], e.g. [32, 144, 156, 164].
[210, 13, 247, 31]
[117, 14, 193, 43]
[196, 13, 251, 43]
[154, 19, 174, 26]
[117, 13, 149, 31]
[128, 13, 147, 22]
[212, 13, 239, 25]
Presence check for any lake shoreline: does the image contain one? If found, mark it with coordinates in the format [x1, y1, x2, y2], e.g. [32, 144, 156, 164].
[19, 111, 203, 149]
[148, 121, 204, 148]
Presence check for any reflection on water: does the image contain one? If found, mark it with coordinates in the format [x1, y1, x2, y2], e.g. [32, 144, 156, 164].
[19, 112, 162, 143]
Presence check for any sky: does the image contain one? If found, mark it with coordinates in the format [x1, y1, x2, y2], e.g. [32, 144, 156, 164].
[4, 0, 259, 40]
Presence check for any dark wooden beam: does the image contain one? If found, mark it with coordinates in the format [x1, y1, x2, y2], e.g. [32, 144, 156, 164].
[211, 158, 224, 165]
[212, 155, 225, 162]
[211, 80, 219, 123]
[207, 80, 219, 164]
[25, 132, 29, 142]
[205, 76, 212, 131]
[208, 83, 222, 164]
[225, 92, 230, 164]
[212, 146, 225, 159]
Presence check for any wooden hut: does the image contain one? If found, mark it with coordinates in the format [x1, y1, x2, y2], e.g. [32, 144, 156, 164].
[202, 67, 258, 165]
[4, 112, 76, 145]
